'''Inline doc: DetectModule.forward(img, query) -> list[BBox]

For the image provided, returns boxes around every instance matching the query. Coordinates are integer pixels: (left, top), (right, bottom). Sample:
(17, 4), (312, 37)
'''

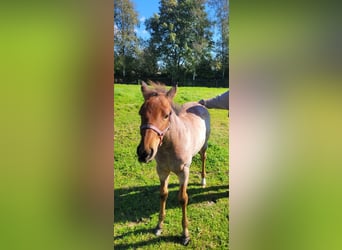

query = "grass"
(114, 83), (229, 249)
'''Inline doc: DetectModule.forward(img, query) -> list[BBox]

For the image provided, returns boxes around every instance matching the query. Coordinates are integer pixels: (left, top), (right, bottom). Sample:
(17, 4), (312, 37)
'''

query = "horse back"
(180, 102), (210, 151)
(181, 102), (209, 119)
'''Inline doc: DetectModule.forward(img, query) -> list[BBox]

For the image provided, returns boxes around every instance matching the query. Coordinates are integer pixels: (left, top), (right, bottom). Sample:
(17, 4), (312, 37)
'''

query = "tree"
(135, 39), (159, 78)
(208, 0), (229, 79)
(184, 1), (213, 81)
(145, 0), (213, 83)
(114, 0), (139, 78)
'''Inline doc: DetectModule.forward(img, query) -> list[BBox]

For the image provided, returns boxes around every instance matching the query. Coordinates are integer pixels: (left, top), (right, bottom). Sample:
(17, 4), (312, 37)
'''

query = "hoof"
(154, 227), (162, 236)
(182, 236), (190, 246)
(201, 178), (206, 187)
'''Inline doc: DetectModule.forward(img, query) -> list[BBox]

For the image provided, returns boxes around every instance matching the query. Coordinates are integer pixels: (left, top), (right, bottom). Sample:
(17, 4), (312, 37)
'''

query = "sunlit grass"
(114, 83), (229, 249)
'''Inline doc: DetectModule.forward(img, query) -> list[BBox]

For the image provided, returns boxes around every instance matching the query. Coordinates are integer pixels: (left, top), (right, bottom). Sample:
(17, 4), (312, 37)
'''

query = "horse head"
(137, 81), (177, 163)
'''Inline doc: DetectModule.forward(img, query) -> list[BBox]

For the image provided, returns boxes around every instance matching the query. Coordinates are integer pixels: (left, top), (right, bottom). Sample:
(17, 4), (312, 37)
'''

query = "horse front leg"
(155, 174), (169, 236)
(178, 168), (190, 245)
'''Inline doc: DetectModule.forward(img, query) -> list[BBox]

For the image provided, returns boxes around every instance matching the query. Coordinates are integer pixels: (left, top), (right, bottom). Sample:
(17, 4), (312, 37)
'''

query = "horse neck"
(164, 107), (186, 142)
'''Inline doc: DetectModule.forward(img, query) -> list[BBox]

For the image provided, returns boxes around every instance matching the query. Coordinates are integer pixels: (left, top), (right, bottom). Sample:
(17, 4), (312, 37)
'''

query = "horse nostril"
(138, 149), (148, 162)
(143, 151), (148, 158)
(137, 145), (155, 163)
(137, 144), (145, 156)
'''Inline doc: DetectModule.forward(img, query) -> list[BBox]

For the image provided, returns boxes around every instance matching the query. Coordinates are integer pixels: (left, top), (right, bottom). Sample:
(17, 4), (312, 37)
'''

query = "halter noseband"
(140, 123), (170, 146)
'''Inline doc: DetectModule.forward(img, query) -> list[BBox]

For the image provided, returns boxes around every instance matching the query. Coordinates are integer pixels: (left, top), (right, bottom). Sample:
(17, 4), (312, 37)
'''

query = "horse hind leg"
(155, 174), (169, 236)
(200, 146), (207, 187)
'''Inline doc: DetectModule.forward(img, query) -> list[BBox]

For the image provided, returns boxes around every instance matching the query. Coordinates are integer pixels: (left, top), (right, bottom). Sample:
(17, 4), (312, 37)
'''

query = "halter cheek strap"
(140, 123), (170, 146)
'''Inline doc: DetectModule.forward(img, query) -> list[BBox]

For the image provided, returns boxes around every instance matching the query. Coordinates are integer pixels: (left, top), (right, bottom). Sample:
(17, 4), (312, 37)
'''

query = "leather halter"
(140, 123), (170, 146)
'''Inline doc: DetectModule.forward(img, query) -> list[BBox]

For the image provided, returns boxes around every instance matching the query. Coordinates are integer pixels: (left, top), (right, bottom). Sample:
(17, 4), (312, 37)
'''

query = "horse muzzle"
(137, 144), (154, 163)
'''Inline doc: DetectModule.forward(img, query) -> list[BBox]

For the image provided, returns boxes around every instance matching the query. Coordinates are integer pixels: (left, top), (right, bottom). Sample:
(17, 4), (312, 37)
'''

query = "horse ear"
(167, 84), (177, 99)
(141, 81), (150, 100)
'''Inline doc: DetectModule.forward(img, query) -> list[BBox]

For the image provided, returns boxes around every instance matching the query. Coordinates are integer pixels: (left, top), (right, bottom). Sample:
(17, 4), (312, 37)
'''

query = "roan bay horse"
(137, 81), (210, 245)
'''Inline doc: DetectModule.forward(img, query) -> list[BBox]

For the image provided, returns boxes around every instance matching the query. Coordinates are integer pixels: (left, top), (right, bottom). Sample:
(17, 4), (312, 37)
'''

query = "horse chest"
(156, 145), (191, 172)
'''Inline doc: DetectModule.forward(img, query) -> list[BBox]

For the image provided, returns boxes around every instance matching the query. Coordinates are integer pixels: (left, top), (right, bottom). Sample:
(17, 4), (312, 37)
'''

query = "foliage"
(145, 0), (213, 82)
(135, 39), (159, 78)
(113, 0), (230, 84)
(208, 0), (229, 79)
(114, 84), (229, 249)
(114, 0), (139, 78)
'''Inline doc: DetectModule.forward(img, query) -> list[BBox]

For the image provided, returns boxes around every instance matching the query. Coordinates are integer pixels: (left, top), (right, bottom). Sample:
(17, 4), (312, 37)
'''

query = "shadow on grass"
(114, 184), (229, 249)
(114, 183), (228, 248)
(114, 234), (180, 249)
(114, 183), (229, 223)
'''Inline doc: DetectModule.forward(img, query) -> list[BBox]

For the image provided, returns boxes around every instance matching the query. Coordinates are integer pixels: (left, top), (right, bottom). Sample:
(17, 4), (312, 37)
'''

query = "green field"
(114, 84), (229, 249)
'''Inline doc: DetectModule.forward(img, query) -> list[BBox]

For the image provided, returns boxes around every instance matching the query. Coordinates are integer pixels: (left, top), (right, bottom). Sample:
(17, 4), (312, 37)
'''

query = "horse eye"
(164, 112), (171, 120)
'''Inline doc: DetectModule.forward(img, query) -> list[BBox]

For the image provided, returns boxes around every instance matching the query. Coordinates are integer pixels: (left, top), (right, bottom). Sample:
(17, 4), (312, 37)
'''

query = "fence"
(114, 77), (229, 88)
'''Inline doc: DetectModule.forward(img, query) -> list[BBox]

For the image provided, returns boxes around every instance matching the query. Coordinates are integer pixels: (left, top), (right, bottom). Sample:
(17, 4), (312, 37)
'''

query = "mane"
(147, 81), (168, 95)
(171, 103), (182, 116)
(145, 81), (182, 116)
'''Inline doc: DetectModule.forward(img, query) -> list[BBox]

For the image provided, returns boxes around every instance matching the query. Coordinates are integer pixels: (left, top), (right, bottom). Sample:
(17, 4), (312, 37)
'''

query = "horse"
(136, 81), (210, 245)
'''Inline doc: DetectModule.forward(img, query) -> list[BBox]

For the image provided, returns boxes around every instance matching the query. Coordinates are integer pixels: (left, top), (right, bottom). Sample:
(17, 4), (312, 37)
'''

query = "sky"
(131, 0), (219, 41)
(132, 0), (160, 40)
